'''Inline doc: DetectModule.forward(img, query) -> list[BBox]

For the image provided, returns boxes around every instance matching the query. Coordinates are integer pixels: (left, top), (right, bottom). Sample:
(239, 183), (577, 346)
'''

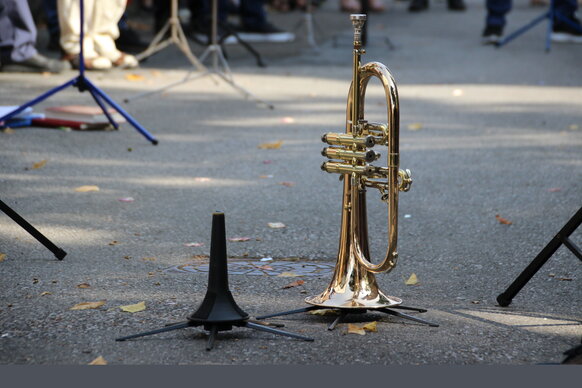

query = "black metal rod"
(115, 321), (191, 341)
(327, 311), (345, 331)
(255, 306), (318, 320)
(379, 308), (439, 327)
(497, 206), (582, 307)
(561, 236), (582, 261)
(390, 305), (428, 313)
(206, 325), (218, 350)
(243, 321), (314, 341)
(0, 199), (66, 260)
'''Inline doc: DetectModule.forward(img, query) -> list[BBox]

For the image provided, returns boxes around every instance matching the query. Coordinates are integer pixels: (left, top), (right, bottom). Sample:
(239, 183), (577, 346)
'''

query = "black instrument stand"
(257, 304), (438, 330)
(497, 206), (582, 307)
(116, 212), (313, 350)
(125, 0), (272, 108)
(0, 199), (66, 260)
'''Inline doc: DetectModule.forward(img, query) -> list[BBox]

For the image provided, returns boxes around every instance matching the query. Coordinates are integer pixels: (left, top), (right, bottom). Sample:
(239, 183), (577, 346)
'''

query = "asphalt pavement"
(0, 0), (581, 368)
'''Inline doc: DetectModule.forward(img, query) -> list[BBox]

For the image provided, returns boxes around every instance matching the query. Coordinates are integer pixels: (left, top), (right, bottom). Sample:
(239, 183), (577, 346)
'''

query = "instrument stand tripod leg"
(206, 325), (219, 350)
(378, 308), (439, 327)
(218, 23), (267, 68)
(116, 321), (193, 342)
(242, 321), (314, 342)
(292, 0), (321, 51)
(256, 306), (319, 320)
(497, 206), (582, 307)
(327, 311), (347, 331)
(0, 199), (67, 260)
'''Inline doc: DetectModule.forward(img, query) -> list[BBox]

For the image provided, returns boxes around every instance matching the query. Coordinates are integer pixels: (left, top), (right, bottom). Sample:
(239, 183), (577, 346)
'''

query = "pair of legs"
(483, 0), (582, 43)
(57, 0), (137, 69)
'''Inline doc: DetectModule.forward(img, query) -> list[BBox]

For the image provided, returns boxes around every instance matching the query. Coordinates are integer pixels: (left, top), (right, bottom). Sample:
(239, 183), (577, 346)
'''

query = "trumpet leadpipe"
(322, 132), (375, 148)
(322, 147), (380, 163)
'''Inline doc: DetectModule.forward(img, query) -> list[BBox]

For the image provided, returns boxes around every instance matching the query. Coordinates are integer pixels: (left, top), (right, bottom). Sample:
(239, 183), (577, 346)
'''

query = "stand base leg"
(257, 305), (439, 330)
(242, 321), (313, 342)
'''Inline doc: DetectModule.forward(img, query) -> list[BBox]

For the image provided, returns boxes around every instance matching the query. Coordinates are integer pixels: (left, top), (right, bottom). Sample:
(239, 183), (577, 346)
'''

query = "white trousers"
(58, 0), (127, 61)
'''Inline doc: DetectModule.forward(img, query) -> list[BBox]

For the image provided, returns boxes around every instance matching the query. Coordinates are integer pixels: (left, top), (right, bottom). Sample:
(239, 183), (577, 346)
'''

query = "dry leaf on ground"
(279, 182), (295, 187)
(258, 140), (283, 149)
(142, 257), (156, 261)
(88, 356), (108, 365)
(495, 214), (512, 225)
(74, 185), (99, 192)
(347, 323), (366, 335)
(77, 283), (91, 289)
(268, 222), (286, 229)
(117, 197), (134, 202)
(70, 301), (106, 310)
(0, 253), (6, 262)
(405, 273), (419, 285)
(361, 321), (378, 332)
(125, 73), (145, 82)
(277, 272), (300, 277)
(3, 128), (15, 134)
(407, 123), (423, 131)
(309, 309), (339, 316)
(119, 301), (146, 313)
(281, 279), (305, 289)
(32, 160), (47, 169)
(40, 291), (52, 296)
(228, 237), (251, 242)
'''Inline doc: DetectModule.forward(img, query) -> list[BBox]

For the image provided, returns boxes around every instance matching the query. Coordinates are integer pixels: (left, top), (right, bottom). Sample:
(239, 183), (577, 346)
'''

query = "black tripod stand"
(497, 206), (582, 307)
(116, 212), (313, 350)
(257, 304), (438, 331)
(0, 199), (66, 260)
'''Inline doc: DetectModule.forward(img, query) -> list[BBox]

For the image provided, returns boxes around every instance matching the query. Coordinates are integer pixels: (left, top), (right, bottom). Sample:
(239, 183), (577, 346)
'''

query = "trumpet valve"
(398, 169), (413, 192)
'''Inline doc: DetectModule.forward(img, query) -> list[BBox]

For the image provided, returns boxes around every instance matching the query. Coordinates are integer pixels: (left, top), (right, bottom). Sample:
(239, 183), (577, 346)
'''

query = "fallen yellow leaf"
(70, 301), (106, 310)
(257, 140), (283, 149)
(309, 309), (339, 316)
(125, 73), (145, 82)
(32, 160), (47, 169)
(74, 185), (100, 192)
(568, 124), (579, 130)
(3, 128), (15, 134)
(405, 273), (419, 285)
(347, 323), (366, 335)
(119, 301), (146, 313)
(40, 291), (52, 296)
(277, 272), (300, 277)
(362, 321), (378, 332)
(281, 279), (305, 289)
(407, 123), (423, 131)
(0, 253), (6, 262)
(77, 283), (91, 289)
(142, 257), (156, 261)
(88, 356), (108, 365)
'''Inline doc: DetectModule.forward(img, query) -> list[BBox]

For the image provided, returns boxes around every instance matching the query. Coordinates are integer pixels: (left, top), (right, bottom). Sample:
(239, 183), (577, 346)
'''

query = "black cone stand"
(116, 212), (313, 350)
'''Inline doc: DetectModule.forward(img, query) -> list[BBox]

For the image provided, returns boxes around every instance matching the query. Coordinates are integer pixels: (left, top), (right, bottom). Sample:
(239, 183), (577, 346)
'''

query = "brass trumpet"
(306, 13), (412, 309)
(258, 15), (437, 329)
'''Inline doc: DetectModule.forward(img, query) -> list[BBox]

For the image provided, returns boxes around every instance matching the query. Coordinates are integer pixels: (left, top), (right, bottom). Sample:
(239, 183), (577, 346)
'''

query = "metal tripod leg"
(390, 305), (428, 313)
(0, 199), (67, 260)
(116, 321), (192, 341)
(206, 325), (218, 350)
(327, 311), (347, 331)
(256, 306), (319, 320)
(379, 308), (439, 327)
(243, 321), (314, 341)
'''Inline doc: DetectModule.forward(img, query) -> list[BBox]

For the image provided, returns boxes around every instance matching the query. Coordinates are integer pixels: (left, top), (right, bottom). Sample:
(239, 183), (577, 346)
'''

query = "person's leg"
(0, 0), (67, 72)
(551, 0), (582, 42)
(0, 0), (38, 62)
(485, 0), (512, 28)
(92, 0), (138, 67)
(482, 0), (512, 44)
(554, 0), (577, 19)
(239, 0), (267, 30)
